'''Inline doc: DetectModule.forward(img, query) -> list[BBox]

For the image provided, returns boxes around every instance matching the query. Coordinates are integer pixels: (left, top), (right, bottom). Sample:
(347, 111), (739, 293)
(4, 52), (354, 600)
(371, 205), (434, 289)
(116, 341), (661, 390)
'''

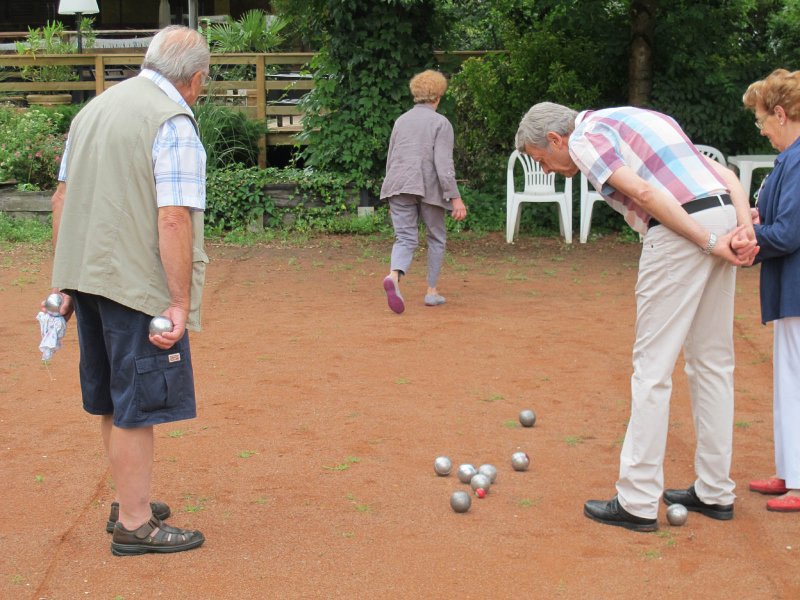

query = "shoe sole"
(111, 536), (205, 556)
(750, 486), (788, 495)
(583, 507), (658, 532)
(663, 498), (733, 521)
(766, 505), (800, 512)
(383, 278), (405, 314)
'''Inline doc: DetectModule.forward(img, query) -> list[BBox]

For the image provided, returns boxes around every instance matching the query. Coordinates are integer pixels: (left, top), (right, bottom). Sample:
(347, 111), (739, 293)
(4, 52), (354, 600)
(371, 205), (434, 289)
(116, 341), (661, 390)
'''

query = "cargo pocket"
(134, 351), (193, 414)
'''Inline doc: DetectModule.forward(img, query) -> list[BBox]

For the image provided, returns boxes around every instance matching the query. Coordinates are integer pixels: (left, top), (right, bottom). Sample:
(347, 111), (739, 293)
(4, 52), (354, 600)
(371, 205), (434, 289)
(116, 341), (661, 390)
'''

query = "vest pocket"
(190, 247), (209, 317)
(134, 352), (193, 414)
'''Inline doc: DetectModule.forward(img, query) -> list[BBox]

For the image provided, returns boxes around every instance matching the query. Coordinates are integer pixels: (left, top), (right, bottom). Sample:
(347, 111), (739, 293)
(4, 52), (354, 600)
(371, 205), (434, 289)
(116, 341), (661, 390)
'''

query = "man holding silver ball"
(46, 26), (209, 555)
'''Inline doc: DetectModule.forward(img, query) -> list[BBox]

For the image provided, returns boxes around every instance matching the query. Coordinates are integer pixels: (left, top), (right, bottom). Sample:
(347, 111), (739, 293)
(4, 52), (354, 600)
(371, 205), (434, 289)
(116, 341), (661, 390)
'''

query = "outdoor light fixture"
(57, 0), (99, 53)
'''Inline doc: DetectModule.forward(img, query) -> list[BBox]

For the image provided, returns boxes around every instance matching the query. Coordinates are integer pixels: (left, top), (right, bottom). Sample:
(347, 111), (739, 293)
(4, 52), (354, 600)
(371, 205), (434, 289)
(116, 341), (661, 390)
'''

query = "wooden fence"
(0, 51), (487, 164)
(0, 52), (315, 150)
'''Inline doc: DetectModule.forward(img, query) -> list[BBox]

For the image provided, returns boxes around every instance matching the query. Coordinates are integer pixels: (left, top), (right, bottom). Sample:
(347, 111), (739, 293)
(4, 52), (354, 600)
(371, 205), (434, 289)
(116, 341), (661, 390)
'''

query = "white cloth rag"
(36, 311), (66, 361)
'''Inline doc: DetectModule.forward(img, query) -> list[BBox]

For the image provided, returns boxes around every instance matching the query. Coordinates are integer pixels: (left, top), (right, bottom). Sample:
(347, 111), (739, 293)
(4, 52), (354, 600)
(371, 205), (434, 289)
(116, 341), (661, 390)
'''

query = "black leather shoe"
(663, 485), (733, 520)
(584, 496), (658, 532)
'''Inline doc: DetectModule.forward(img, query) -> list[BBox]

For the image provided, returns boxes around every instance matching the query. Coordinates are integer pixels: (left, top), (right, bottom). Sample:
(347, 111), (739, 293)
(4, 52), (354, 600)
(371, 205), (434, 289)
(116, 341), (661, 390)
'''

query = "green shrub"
(205, 164), (358, 233)
(298, 0), (438, 189)
(205, 165), (277, 231)
(194, 101), (266, 169)
(0, 107), (66, 189)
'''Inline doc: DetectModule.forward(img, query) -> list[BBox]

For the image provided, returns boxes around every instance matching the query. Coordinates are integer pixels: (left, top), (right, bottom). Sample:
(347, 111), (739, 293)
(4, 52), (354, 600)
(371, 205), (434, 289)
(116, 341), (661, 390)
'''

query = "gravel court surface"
(1, 233), (797, 600)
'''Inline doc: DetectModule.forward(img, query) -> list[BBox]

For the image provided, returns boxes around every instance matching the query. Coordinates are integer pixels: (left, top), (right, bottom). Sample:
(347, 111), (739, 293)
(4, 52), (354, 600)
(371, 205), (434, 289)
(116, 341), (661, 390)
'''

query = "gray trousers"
(389, 194), (447, 287)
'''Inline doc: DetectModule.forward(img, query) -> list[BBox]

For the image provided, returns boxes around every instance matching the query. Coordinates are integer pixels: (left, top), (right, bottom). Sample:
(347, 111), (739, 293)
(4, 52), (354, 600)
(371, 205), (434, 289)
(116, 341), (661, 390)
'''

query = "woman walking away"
(380, 69), (467, 314)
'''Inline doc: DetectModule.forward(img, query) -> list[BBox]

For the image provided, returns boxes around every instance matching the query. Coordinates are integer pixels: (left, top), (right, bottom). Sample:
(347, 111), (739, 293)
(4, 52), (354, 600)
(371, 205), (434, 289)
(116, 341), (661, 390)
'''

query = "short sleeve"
(152, 114), (206, 210)
(569, 121), (627, 190)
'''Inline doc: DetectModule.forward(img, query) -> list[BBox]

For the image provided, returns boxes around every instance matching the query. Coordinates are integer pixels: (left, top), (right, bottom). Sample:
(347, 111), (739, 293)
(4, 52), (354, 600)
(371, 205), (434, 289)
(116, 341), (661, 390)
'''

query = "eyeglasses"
(755, 108), (778, 130)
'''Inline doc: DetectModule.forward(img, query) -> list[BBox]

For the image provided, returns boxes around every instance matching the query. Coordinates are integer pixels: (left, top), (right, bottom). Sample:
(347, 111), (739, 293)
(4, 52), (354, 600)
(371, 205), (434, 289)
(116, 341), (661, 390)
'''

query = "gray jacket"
(379, 103), (460, 208)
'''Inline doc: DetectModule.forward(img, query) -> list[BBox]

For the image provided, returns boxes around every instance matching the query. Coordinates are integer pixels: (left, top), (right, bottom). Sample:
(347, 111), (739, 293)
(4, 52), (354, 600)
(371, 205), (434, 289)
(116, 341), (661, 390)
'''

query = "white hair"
(142, 25), (210, 86)
(515, 102), (578, 152)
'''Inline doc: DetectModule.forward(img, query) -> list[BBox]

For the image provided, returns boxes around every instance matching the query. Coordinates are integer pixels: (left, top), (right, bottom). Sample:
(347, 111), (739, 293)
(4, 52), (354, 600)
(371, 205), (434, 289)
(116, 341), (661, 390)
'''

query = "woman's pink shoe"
(767, 494), (800, 512)
(383, 276), (405, 314)
(749, 477), (788, 495)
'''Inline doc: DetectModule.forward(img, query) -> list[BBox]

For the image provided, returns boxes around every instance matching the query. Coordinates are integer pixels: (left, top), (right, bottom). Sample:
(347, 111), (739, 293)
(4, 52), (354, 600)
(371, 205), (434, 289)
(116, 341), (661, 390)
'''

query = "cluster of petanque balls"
(437, 409), (536, 513)
(435, 407), (690, 525)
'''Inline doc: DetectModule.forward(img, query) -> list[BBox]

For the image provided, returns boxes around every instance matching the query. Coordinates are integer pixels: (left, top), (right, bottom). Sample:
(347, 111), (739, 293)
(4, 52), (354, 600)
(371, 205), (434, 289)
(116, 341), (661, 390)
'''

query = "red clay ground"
(1, 232), (798, 599)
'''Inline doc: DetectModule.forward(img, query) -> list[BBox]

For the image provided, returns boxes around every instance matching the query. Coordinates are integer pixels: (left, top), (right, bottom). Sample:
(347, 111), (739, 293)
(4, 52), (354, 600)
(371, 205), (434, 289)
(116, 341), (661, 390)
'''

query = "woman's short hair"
(409, 70), (448, 104)
(515, 102), (578, 152)
(743, 68), (800, 121)
(142, 25), (210, 86)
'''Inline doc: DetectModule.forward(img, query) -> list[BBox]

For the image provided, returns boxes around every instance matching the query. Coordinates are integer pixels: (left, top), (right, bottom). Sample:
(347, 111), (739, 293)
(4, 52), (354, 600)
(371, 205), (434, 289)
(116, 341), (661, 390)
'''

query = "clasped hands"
(717, 221), (759, 267)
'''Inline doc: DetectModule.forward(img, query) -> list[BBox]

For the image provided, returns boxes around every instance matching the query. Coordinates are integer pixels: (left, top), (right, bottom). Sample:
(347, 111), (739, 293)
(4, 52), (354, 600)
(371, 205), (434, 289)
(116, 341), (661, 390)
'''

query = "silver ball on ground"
(519, 409), (536, 427)
(456, 464), (477, 484)
(44, 292), (63, 315)
(478, 464), (497, 483)
(511, 451), (530, 471)
(450, 490), (472, 513)
(666, 503), (688, 526)
(470, 473), (491, 494)
(149, 315), (174, 335)
(434, 456), (452, 476)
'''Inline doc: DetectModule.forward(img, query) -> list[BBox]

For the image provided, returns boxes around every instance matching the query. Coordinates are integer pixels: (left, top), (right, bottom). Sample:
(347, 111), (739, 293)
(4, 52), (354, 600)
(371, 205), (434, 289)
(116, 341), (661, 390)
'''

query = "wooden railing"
(0, 50), (489, 162)
(0, 52), (315, 150)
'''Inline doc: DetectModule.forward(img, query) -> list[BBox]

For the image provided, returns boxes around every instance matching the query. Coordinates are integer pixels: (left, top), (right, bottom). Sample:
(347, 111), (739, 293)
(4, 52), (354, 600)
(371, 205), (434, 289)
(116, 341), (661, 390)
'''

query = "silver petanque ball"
(456, 464), (477, 484)
(44, 292), (63, 315)
(519, 408), (536, 427)
(666, 503), (689, 526)
(519, 409), (537, 427)
(450, 490), (472, 513)
(149, 315), (174, 336)
(478, 464), (498, 483)
(511, 451), (530, 471)
(470, 473), (491, 494)
(434, 456), (452, 476)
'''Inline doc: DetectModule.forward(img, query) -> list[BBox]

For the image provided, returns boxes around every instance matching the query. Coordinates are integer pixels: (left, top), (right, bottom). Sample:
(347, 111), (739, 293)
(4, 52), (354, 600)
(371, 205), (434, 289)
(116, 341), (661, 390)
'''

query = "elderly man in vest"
(48, 26), (209, 555)
(515, 102), (759, 532)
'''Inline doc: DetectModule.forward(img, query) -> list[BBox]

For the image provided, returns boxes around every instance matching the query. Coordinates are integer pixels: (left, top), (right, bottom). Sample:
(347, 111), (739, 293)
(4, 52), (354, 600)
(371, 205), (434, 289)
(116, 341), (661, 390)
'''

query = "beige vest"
(52, 76), (207, 331)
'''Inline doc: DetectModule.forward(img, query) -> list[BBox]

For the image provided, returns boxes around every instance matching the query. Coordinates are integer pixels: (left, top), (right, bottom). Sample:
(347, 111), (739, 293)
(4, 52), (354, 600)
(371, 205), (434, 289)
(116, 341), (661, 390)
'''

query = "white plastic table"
(727, 154), (777, 201)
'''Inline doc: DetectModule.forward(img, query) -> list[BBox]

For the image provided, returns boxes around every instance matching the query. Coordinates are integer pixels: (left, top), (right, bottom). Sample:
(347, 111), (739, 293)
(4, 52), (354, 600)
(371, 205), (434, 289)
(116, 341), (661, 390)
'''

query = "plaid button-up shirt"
(569, 107), (726, 234)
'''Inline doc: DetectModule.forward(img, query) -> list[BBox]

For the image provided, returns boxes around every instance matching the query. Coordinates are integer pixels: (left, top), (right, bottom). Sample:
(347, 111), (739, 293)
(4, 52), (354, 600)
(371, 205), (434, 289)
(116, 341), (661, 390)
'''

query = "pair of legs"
(71, 291), (202, 553)
(387, 194), (447, 299)
(616, 207), (738, 520)
(750, 317), (800, 510)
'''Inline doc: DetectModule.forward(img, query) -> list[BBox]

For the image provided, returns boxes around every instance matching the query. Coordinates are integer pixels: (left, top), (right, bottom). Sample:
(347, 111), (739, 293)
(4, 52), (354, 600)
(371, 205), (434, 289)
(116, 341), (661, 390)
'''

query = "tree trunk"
(628, 0), (657, 106)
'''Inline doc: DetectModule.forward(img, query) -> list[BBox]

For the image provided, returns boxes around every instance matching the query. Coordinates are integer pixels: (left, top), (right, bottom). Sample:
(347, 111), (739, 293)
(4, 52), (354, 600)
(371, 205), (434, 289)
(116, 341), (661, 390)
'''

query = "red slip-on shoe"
(749, 477), (788, 495)
(767, 494), (800, 512)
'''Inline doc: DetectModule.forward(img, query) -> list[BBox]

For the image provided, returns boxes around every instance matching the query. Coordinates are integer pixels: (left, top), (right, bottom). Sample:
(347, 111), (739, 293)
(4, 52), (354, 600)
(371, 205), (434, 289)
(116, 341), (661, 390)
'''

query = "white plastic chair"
(506, 150), (572, 244)
(579, 173), (604, 243)
(695, 144), (727, 167)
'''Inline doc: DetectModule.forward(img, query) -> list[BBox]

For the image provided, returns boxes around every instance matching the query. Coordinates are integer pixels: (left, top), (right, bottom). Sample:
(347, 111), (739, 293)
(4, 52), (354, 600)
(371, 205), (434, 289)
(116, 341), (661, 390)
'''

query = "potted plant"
(15, 19), (95, 107)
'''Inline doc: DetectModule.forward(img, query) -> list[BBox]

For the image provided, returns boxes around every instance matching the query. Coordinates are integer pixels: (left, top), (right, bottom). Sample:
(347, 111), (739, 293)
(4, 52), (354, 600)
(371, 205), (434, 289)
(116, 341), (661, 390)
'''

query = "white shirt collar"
(138, 68), (192, 113)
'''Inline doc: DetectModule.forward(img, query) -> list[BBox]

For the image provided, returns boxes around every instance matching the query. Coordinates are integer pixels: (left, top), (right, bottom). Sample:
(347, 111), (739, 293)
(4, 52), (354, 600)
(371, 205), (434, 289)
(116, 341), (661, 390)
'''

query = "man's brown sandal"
(111, 516), (205, 556)
(106, 501), (171, 533)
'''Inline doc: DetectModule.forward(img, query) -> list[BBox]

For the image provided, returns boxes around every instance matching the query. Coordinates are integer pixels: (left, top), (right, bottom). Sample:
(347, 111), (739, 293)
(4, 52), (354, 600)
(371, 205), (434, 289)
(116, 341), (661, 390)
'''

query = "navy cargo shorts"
(67, 291), (197, 428)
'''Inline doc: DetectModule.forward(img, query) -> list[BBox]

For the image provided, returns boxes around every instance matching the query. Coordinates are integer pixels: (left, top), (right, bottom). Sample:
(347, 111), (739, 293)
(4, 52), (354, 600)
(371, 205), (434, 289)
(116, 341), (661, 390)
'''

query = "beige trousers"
(617, 205), (738, 518)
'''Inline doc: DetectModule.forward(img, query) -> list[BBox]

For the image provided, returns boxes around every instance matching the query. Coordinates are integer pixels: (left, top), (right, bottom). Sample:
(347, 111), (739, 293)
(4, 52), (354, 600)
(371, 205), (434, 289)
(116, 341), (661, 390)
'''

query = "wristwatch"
(702, 232), (718, 254)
